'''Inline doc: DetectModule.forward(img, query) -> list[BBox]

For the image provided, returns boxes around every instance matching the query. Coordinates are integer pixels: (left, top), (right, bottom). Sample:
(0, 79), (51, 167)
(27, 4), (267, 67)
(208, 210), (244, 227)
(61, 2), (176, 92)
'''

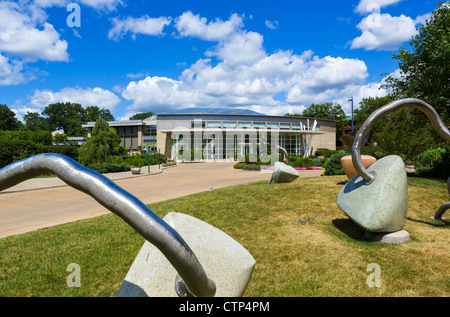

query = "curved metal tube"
(276, 145), (290, 164)
(0, 153), (216, 297)
(434, 177), (450, 220)
(352, 98), (450, 185)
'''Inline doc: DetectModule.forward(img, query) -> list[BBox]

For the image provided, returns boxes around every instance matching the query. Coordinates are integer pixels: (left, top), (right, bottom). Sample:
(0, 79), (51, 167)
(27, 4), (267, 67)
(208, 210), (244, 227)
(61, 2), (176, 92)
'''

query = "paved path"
(0, 162), (322, 238)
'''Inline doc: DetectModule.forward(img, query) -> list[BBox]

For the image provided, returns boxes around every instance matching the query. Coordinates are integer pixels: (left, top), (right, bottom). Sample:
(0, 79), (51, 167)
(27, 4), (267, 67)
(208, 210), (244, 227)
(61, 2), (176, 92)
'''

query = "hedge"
(0, 139), (78, 169)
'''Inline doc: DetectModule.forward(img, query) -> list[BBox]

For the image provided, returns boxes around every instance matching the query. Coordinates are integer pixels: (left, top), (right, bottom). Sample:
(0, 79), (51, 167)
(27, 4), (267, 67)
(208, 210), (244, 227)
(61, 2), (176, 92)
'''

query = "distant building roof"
(160, 107), (266, 116)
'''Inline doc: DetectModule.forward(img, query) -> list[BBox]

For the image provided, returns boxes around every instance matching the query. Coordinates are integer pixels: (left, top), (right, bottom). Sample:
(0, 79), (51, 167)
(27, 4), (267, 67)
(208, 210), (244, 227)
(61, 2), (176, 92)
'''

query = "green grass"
(0, 175), (448, 297)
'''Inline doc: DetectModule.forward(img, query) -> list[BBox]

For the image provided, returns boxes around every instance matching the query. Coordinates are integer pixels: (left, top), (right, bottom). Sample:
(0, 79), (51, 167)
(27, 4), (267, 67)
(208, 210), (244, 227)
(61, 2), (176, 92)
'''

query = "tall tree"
(383, 1), (449, 124)
(85, 106), (115, 122)
(42, 102), (86, 136)
(23, 112), (50, 131)
(0, 104), (21, 131)
(78, 118), (123, 164)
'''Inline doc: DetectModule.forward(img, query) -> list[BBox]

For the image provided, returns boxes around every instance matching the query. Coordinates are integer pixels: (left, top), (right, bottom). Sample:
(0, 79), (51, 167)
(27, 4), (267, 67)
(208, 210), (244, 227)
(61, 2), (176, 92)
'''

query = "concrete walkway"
(0, 162), (322, 239)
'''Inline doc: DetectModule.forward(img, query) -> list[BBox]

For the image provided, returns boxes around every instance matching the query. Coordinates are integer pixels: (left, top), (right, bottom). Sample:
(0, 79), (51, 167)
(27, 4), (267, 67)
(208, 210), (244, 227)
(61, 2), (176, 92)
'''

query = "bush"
(0, 130), (53, 145)
(323, 150), (350, 175)
(242, 164), (261, 171)
(0, 139), (78, 169)
(414, 146), (449, 179)
(85, 163), (131, 174)
(121, 153), (167, 167)
(314, 148), (337, 158)
(290, 157), (317, 168)
(233, 162), (246, 169)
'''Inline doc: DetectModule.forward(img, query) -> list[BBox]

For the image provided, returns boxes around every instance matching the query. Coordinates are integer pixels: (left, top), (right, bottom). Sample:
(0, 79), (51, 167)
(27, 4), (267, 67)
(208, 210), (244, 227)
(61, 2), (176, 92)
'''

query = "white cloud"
(78, 0), (123, 12)
(351, 13), (418, 50)
(354, 0), (402, 14)
(119, 11), (394, 116)
(0, 1), (68, 61)
(28, 87), (121, 111)
(265, 20), (279, 30)
(0, 54), (26, 85)
(33, 0), (123, 11)
(108, 15), (172, 41)
(174, 11), (244, 41)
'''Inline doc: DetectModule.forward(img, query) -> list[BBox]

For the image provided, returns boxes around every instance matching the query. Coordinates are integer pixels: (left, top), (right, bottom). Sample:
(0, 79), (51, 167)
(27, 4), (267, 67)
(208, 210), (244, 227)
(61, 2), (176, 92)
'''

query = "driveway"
(0, 162), (273, 238)
(0, 162), (323, 238)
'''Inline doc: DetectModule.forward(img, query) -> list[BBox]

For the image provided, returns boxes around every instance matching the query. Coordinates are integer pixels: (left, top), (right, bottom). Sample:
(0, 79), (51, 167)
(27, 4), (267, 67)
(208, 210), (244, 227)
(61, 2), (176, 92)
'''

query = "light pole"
(104, 109), (107, 164)
(348, 96), (354, 132)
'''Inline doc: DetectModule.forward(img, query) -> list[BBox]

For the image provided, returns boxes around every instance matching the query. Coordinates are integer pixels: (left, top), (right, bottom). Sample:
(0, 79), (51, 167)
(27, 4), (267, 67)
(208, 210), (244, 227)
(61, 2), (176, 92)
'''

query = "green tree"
(354, 95), (396, 128)
(78, 118), (123, 164)
(0, 104), (21, 131)
(23, 112), (51, 131)
(42, 102), (86, 136)
(129, 112), (155, 120)
(85, 106), (115, 122)
(383, 1), (450, 124)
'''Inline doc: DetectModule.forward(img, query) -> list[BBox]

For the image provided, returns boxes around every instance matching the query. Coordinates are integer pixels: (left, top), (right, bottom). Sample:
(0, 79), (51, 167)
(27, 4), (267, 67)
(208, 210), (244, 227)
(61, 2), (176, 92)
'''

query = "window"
(207, 121), (221, 128)
(267, 123), (279, 129)
(223, 121), (237, 128)
(238, 122), (252, 128)
(253, 122), (265, 129)
(280, 123), (291, 129)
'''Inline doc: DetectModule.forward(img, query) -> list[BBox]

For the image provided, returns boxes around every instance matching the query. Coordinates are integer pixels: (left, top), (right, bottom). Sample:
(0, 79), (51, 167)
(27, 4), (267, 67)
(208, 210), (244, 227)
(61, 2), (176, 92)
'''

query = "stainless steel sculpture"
(0, 153), (216, 297)
(352, 98), (450, 185)
(276, 145), (290, 164)
(433, 176), (450, 220)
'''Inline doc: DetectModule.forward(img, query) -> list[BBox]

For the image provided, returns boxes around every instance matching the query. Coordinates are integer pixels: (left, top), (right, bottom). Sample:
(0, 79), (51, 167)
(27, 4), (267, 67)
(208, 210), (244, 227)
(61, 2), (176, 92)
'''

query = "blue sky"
(0, 0), (440, 121)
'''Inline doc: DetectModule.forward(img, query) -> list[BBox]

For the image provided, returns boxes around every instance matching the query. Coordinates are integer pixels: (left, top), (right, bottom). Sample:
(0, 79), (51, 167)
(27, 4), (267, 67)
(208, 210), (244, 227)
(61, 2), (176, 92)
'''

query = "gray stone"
(117, 212), (256, 297)
(272, 162), (299, 183)
(365, 230), (410, 244)
(336, 155), (407, 233)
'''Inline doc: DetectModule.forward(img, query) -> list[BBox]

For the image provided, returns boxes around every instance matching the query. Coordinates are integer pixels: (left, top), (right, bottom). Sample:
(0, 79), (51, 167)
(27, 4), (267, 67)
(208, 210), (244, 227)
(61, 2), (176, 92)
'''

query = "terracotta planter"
(341, 155), (376, 180)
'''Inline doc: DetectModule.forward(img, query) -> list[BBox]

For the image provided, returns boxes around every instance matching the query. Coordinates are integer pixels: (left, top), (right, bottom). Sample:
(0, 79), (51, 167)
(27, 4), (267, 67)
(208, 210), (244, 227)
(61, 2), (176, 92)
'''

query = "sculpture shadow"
(332, 218), (373, 242)
(406, 217), (449, 227)
(116, 280), (149, 297)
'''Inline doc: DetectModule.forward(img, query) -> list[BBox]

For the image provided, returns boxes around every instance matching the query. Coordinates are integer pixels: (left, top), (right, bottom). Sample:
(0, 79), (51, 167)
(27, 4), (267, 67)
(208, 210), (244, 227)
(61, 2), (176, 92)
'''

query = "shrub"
(290, 157), (317, 168)
(314, 148), (337, 158)
(0, 130), (53, 145)
(242, 164), (261, 171)
(323, 150), (350, 175)
(85, 163), (131, 174)
(233, 162), (246, 169)
(0, 139), (78, 169)
(414, 146), (449, 179)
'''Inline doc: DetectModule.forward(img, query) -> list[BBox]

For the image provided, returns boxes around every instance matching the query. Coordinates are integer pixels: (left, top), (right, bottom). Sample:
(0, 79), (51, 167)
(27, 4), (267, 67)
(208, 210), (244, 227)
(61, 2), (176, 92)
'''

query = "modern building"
(82, 108), (336, 160)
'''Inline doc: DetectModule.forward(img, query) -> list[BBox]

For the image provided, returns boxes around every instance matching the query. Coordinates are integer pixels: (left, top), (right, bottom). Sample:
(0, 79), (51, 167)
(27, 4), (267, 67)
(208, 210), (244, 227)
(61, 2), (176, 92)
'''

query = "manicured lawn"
(0, 175), (448, 297)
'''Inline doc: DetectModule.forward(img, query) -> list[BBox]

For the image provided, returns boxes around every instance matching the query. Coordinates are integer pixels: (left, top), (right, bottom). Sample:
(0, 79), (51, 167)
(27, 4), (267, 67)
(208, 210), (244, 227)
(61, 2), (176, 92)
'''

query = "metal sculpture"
(276, 145), (290, 164)
(351, 98), (449, 185)
(0, 153), (218, 297)
(433, 176), (449, 220)
(337, 98), (450, 236)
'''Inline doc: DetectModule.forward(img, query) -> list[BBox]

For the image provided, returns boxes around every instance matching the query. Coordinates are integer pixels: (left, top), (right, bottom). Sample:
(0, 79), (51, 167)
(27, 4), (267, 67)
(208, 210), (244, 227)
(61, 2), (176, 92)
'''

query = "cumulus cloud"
(117, 11), (392, 116)
(0, 1), (68, 61)
(0, 54), (26, 85)
(174, 11), (244, 41)
(351, 13), (419, 50)
(28, 87), (121, 111)
(108, 15), (172, 41)
(354, 0), (402, 14)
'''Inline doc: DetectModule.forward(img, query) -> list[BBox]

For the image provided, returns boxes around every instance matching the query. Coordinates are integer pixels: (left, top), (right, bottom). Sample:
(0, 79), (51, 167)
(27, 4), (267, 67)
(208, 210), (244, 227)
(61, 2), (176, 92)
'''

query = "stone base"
(365, 230), (410, 244)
